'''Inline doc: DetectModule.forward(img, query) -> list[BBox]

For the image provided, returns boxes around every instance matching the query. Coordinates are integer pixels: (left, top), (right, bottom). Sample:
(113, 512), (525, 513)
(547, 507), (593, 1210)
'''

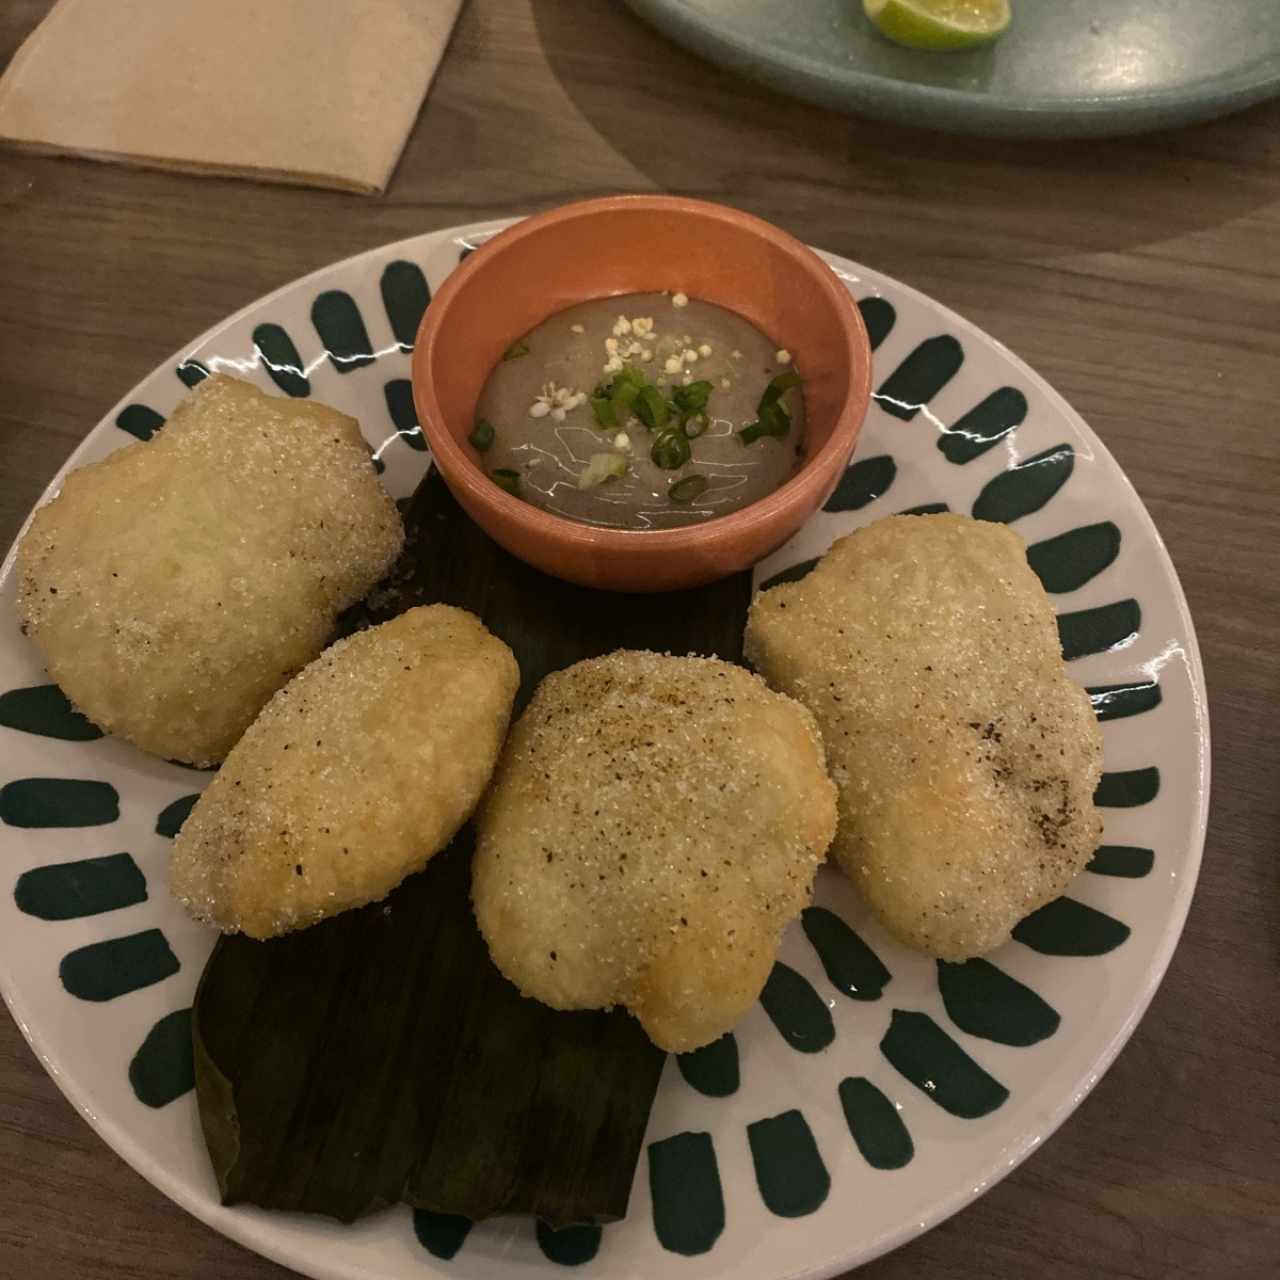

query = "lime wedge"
(863, 0), (1011, 51)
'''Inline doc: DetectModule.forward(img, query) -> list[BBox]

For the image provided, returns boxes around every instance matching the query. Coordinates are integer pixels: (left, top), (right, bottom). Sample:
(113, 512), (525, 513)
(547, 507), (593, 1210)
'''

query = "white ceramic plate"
(0, 220), (1209, 1279)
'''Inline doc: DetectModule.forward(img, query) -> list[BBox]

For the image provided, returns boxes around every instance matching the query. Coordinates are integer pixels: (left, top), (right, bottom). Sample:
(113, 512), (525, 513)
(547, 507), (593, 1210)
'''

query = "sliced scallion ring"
(491, 467), (522, 496)
(669, 474), (709, 503)
(468, 419), (495, 451)
(578, 452), (627, 489)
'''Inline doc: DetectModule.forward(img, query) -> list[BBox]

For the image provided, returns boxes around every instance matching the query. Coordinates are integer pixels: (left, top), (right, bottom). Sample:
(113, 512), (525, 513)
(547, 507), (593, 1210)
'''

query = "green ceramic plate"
(625, 0), (1280, 136)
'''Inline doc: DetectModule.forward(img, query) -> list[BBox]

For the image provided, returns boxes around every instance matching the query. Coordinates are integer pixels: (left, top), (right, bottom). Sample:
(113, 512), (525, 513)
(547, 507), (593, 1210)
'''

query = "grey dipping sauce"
(473, 292), (804, 530)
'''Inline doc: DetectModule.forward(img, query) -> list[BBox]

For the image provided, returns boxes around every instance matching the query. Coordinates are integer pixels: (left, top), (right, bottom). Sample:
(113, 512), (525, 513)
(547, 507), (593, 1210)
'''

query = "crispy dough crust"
(17, 375), (403, 765)
(170, 605), (518, 938)
(746, 514), (1103, 960)
(472, 650), (837, 1053)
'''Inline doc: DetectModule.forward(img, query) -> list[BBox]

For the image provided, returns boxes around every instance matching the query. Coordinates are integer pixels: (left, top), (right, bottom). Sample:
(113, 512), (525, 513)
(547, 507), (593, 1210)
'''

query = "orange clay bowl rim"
(411, 195), (872, 554)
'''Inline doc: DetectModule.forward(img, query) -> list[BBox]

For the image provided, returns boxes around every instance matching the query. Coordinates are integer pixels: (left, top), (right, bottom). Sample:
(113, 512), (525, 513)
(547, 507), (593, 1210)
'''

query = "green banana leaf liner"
(192, 467), (753, 1228)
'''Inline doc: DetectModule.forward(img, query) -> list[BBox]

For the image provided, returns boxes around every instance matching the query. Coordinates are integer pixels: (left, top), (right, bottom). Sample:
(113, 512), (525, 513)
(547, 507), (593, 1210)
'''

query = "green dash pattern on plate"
(759, 556), (819, 591)
(874, 335), (963, 421)
(676, 1033), (739, 1097)
(938, 386), (1027, 464)
(801, 906), (890, 1001)
(156, 793), (200, 838)
(0, 684), (103, 740)
(175, 358), (210, 389)
(648, 1131), (725, 1256)
(252, 323), (310, 397)
(1058, 598), (1141, 661)
(383, 379), (426, 448)
(59, 929), (179, 1002)
(1089, 681), (1162, 722)
(0, 778), (119, 827)
(1087, 845), (1155, 878)
(1027, 521), (1121, 593)
(1095, 767), (1160, 807)
(129, 1009), (195, 1108)
(972, 443), (1074, 523)
(823, 454), (896, 512)
(379, 260), (431, 353)
(1013, 898), (1131, 955)
(936, 959), (1060, 1047)
(856, 296), (896, 350)
(838, 1077), (914, 1170)
(536, 1221), (602, 1266)
(413, 1210), (472, 1261)
(747, 1110), (830, 1217)
(15, 853), (146, 920)
(115, 403), (165, 442)
(879, 1009), (1009, 1118)
(312, 290), (376, 374)
(759, 962), (835, 1053)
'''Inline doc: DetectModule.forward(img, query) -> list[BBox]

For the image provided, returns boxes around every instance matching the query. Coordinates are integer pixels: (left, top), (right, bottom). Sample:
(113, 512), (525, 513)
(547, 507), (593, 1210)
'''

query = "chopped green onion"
(592, 367), (648, 429)
(672, 381), (713, 414)
(501, 340), (530, 361)
(611, 379), (640, 423)
(491, 467), (521, 496)
(578, 452), (627, 489)
(683, 412), (709, 439)
(739, 369), (802, 446)
(738, 402), (789, 445)
(651, 431), (691, 470)
(590, 395), (617, 429)
(635, 385), (670, 431)
(468, 419), (495, 452)
(669, 474), (708, 503)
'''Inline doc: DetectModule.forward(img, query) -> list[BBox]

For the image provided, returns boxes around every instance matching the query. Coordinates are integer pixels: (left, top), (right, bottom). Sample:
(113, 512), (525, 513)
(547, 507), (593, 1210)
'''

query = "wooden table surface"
(2, 2), (1278, 1277)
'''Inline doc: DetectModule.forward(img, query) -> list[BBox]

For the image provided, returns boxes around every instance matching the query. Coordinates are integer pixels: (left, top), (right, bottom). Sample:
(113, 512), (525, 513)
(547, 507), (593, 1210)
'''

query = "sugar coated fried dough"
(170, 605), (519, 938)
(472, 651), (837, 1053)
(17, 375), (403, 765)
(745, 514), (1103, 960)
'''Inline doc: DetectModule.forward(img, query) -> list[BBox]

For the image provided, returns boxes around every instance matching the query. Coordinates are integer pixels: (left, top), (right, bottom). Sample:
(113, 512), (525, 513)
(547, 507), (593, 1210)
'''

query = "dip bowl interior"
(411, 195), (872, 592)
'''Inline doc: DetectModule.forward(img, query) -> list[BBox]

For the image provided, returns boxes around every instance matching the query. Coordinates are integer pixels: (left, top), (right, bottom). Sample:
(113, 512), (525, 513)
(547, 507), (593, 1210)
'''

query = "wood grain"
(1, 2), (1278, 1277)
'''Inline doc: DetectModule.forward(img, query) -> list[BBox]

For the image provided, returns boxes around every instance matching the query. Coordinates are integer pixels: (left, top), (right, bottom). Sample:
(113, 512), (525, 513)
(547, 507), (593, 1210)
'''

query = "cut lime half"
(863, 0), (1012, 52)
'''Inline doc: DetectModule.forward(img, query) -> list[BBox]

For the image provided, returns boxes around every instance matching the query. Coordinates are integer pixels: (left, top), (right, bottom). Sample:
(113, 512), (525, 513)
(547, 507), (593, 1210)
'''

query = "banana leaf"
(192, 468), (753, 1226)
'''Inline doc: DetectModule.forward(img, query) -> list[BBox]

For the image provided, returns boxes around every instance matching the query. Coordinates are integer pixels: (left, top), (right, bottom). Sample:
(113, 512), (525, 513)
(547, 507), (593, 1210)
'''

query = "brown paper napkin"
(0, 0), (464, 194)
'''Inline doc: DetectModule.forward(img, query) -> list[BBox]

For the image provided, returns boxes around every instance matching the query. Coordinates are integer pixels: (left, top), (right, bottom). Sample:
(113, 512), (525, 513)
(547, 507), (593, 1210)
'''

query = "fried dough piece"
(170, 605), (518, 938)
(745, 514), (1103, 960)
(17, 375), (403, 765)
(472, 651), (837, 1053)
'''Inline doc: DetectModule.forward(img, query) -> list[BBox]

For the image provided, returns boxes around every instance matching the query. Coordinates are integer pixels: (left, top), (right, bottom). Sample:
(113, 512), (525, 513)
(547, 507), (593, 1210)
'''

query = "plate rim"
(0, 219), (1212, 1280)
(624, 0), (1280, 136)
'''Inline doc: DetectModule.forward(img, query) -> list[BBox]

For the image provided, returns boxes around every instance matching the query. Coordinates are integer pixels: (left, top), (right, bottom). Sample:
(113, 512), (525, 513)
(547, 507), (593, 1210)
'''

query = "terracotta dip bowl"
(411, 195), (872, 593)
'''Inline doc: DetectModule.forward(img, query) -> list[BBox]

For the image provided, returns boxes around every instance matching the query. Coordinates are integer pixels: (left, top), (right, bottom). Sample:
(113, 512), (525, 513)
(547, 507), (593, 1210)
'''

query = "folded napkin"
(0, 0), (464, 193)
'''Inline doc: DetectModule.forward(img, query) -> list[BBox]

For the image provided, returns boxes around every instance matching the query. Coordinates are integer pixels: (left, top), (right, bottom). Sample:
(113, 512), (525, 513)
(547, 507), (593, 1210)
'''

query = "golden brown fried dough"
(745, 514), (1103, 960)
(170, 605), (519, 938)
(472, 651), (836, 1053)
(17, 375), (402, 765)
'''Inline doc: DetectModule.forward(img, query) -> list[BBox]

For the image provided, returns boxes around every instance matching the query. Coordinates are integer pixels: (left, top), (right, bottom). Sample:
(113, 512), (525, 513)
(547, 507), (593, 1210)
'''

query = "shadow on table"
(529, 0), (1280, 260)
